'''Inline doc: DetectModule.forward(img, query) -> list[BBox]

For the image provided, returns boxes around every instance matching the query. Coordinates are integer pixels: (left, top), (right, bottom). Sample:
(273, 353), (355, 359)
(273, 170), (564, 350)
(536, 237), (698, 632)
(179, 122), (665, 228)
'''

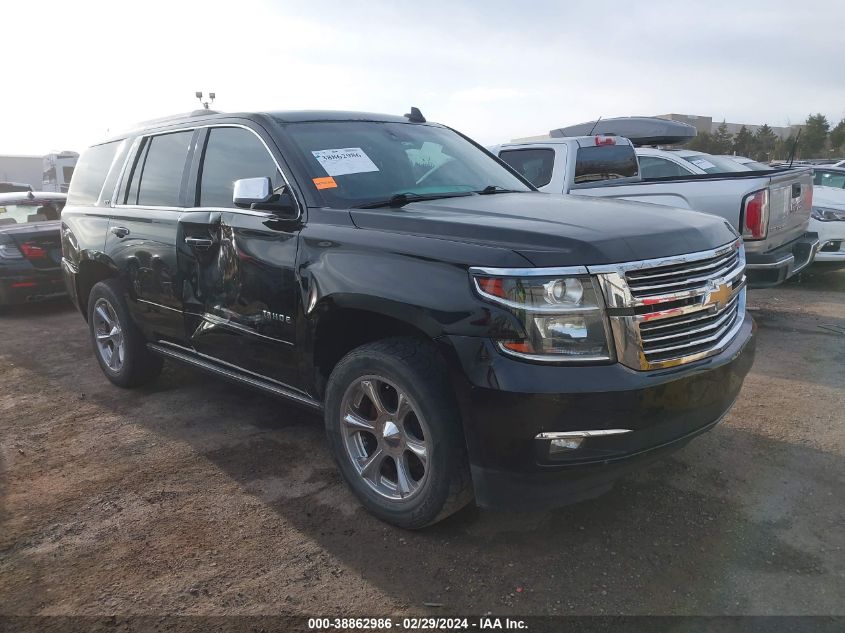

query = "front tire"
(325, 338), (472, 529)
(87, 279), (163, 387)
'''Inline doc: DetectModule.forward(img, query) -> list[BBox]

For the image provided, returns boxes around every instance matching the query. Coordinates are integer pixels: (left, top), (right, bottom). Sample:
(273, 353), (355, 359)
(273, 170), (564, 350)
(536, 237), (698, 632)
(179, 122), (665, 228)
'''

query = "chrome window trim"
(111, 123), (303, 220)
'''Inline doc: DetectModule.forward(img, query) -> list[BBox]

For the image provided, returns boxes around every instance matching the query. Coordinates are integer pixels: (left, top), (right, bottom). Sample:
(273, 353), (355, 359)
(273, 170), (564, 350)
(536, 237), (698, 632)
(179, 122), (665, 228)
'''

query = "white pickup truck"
(492, 134), (819, 287)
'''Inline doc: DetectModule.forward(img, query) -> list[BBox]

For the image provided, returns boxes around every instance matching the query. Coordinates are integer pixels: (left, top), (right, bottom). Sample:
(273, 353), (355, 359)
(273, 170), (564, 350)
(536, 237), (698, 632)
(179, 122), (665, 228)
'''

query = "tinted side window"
(814, 170), (845, 189)
(638, 155), (694, 178)
(498, 149), (555, 187)
(574, 145), (638, 184)
(67, 141), (120, 205)
(199, 127), (282, 208)
(126, 131), (193, 207)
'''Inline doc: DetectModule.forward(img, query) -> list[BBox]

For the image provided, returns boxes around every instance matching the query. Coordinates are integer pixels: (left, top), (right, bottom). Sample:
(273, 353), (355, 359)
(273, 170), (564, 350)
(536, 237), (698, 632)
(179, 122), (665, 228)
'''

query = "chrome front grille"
(638, 293), (741, 364)
(625, 247), (741, 299)
(593, 239), (747, 370)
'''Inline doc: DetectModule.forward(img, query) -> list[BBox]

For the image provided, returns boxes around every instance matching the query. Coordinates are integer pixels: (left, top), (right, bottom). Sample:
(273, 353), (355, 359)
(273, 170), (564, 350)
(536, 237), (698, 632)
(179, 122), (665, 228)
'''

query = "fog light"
(550, 437), (584, 453)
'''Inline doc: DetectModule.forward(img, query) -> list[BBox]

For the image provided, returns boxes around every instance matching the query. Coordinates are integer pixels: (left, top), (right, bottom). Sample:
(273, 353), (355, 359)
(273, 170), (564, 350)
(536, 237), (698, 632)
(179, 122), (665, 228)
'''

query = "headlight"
(811, 206), (845, 222)
(471, 270), (613, 362)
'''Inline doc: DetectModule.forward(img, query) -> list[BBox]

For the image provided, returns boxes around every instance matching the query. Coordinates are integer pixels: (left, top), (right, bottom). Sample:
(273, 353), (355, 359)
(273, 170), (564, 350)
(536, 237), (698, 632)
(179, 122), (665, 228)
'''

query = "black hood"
(349, 192), (737, 267)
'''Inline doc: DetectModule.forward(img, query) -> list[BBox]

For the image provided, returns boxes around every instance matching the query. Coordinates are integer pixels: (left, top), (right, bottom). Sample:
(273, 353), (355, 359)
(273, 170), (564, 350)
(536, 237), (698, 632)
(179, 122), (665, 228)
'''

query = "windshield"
(283, 121), (531, 208)
(0, 201), (64, 225)
(679, 153), (753, 174)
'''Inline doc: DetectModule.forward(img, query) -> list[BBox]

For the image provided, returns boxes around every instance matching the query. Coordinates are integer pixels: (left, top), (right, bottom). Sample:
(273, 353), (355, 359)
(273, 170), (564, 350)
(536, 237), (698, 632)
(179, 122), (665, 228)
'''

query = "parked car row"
(0, 191), (66, 307)
(492, 124), (818, 287)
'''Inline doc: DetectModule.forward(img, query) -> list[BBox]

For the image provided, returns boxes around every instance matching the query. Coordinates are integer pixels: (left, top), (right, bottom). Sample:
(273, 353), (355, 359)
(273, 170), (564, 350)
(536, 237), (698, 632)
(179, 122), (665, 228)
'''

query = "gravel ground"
(1, 267), (843, 618)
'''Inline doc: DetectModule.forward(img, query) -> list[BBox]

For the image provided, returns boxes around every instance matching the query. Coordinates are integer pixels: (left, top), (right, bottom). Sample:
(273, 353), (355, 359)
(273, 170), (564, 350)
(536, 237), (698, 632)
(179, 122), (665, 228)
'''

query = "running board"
(147, 342), (323, 411)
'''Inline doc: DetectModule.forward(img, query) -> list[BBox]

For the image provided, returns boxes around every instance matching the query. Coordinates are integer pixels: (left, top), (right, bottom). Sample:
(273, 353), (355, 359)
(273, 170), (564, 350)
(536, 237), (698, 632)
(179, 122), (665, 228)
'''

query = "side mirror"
(233, 177), (298, 218)
(233, 177), (272, 207)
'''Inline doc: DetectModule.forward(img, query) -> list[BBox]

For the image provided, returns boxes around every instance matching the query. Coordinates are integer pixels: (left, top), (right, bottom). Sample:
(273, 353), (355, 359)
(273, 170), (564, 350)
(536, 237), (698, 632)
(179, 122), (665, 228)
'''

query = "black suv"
(62, 109), (755, 528)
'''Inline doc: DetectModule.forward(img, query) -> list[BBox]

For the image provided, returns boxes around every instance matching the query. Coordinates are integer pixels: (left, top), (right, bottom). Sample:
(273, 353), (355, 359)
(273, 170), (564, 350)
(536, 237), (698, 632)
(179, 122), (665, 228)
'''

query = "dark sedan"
(0, 191), (66, 307)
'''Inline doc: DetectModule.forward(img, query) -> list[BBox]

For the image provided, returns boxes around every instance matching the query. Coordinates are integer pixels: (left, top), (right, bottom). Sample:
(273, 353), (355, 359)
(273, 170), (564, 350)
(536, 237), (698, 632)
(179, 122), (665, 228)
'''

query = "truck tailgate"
(762, 169), (813, 251)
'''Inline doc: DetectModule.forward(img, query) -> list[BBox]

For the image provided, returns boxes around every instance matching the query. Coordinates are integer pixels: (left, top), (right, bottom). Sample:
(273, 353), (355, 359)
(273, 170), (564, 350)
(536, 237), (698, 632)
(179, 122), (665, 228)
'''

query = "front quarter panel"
(297, 212), (531, 341)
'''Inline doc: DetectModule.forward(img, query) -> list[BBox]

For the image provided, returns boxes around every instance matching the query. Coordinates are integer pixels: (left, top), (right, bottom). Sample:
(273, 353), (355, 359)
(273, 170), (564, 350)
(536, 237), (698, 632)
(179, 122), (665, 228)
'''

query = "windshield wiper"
(476, 185), (520, 194)
(353, 191), (473, 209)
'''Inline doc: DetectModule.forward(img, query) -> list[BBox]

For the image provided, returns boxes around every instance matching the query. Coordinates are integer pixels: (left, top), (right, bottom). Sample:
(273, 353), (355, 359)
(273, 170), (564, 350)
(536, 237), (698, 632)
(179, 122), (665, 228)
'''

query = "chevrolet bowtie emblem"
(705, 279), (732, 311)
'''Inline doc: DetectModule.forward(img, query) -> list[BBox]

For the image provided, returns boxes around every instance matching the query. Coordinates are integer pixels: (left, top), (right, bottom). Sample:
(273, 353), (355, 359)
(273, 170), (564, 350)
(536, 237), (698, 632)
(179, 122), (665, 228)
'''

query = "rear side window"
(67, 141), (120, 205)
(814, 170), (845, 189)
(574, 144), (638, 184)
(124, 131), (193, 207)
(198, 127), (283, 208)
(498, 149), (555, 187)
(638, 155), (694, 178)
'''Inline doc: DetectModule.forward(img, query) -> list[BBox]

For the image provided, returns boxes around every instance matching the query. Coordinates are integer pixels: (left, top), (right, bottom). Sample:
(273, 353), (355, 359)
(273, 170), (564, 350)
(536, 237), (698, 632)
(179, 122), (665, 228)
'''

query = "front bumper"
(445, 311), (755, 510)
(0, 265), (66, 305)
(745, 232), (820, 287)
(810, 218), (845, 263)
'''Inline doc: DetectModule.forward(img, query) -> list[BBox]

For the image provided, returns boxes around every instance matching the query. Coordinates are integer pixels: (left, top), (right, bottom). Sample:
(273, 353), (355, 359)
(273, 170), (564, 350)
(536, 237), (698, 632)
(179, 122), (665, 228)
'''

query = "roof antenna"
(587, 116), (603, 135)
(787, 129), (801, 167)
(195, 91), (216, 110)
(404, 107), (426, 123)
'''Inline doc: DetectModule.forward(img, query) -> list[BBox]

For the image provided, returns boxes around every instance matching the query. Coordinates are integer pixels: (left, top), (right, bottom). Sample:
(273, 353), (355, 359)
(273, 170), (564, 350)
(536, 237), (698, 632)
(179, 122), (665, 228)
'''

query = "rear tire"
(87, 279), (163, 387)
(324, 338), (473, 529)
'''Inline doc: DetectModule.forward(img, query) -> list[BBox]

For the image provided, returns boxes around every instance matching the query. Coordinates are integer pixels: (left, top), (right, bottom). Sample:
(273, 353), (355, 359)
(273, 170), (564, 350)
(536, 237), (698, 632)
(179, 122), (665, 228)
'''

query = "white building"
(0, 151), (78, 192)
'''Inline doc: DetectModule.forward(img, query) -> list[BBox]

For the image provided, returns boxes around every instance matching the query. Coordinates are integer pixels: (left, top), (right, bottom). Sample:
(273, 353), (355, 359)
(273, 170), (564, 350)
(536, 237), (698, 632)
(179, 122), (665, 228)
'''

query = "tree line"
(684, 114), (845, 161)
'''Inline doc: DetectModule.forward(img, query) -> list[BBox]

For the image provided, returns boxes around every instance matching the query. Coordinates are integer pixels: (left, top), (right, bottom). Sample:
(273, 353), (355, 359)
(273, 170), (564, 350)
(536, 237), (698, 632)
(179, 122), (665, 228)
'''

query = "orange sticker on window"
(313, 176), (338, 190)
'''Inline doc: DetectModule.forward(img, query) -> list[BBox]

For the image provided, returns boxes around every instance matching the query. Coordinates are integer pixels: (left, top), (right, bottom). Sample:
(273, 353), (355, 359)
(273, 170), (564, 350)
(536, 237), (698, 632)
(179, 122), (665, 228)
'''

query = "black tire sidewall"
(325, 340), (467, 528)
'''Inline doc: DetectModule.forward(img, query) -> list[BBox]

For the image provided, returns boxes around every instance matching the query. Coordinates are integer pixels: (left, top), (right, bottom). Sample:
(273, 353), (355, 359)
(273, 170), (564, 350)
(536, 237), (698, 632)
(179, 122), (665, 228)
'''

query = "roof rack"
(134, 110), (222, 128)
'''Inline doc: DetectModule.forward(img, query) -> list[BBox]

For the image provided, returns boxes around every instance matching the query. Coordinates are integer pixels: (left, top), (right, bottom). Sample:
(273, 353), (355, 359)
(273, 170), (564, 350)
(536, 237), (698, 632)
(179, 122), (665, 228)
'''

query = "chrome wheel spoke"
(95, 305), (113, 328)
(406, 439), (427, 465)
(343, 411), (375, 433)
(395, 392), (412, 423)
(361, 379), (386, 415)
(395, 454), (414, 497)
(359, 448), (386, 483)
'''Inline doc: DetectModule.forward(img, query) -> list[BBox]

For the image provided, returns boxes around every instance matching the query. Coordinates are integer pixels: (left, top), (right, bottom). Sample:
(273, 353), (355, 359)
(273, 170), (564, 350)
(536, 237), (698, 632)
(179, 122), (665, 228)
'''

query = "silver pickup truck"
(493, 135), (819, 287)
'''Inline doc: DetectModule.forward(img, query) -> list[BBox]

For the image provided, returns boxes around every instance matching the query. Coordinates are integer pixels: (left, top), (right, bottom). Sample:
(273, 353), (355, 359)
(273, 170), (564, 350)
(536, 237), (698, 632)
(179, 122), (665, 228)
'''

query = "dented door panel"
(178, 210), (301, 388)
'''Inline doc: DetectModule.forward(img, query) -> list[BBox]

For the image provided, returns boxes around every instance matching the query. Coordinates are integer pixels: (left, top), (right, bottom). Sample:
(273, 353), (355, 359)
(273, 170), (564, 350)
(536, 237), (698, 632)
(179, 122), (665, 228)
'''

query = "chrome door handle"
(110, 226), (130, 238)
(184, 236), (214, 251)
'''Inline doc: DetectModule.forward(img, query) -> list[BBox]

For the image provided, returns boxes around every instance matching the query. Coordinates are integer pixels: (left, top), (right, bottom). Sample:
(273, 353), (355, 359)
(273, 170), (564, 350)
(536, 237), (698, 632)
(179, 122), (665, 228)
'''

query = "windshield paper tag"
(313, 176), (338, 190)
(691, 159), (716, 170)
(311, 147), (379, 177)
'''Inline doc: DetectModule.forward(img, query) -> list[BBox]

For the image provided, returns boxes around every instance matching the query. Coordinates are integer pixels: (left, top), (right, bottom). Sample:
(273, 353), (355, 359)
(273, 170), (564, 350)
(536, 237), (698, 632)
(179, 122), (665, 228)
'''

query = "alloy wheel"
(340, 375), (430, 501)
(93, 298), (125, 372)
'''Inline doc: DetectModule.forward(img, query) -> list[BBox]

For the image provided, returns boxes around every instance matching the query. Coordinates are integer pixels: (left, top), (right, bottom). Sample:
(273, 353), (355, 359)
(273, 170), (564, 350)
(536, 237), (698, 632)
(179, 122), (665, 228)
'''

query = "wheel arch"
(75, 257), (119, 320)
(308, 297), (453, 399)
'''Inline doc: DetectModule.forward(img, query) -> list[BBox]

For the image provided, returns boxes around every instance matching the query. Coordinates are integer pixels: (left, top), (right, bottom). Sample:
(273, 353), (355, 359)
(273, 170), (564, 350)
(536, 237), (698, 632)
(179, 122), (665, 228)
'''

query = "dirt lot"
(1, 268), (843, 619)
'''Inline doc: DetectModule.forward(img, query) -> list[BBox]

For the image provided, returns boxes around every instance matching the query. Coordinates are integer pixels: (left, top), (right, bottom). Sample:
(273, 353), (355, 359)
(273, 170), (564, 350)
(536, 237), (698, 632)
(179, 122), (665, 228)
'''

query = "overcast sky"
(4, 0), (844, 155)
